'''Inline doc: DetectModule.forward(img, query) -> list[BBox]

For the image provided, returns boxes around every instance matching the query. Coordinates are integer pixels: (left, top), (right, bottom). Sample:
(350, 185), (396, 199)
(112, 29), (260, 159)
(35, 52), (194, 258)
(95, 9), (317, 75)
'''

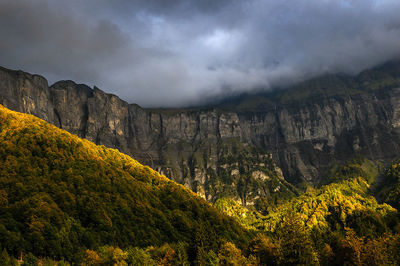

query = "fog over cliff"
(1, 0), (400, 107)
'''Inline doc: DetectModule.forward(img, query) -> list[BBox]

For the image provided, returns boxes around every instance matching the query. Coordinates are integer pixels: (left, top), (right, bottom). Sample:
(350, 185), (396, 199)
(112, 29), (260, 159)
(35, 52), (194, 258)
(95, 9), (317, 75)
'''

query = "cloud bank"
(1, 0), (400, 107)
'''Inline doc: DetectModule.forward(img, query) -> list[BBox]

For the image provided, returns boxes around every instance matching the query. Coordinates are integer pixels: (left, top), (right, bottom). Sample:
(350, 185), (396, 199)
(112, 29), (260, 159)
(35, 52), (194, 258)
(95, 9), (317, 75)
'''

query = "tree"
(218, 242), (250, 266)
(126, 247), (155, 266)
(172, 242), (190, 266)
(247, 233), (280, 265)
(97, 246), (128, 266)
(276, 212), (318, 265)
(337, 228), (363, 266)
(147, 244), (175, 266)
(204, 250), (219, 266)
(192, 223), (219, 265)
(21, 252), (39, 266)
(0, 249), (11, 266)
(82, 249), (102, 266)
(319, 244), (334, 266)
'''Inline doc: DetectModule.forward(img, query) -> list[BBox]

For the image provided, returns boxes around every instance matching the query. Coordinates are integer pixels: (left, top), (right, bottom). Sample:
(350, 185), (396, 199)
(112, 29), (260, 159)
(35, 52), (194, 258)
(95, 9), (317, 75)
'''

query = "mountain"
(0, 101), (400, 264)
(0, 104), (252, 264)
(1, 61), (400, 205)
(217, 158), (396, 234)
(214, 158), (400, 265)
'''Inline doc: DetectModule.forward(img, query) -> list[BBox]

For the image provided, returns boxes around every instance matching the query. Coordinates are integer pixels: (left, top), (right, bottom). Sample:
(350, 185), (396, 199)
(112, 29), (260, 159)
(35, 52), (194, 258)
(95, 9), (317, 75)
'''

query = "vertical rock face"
(1, 65), (400, 204)
(236, 90), (400, 184)
(0, 67), (56, 123)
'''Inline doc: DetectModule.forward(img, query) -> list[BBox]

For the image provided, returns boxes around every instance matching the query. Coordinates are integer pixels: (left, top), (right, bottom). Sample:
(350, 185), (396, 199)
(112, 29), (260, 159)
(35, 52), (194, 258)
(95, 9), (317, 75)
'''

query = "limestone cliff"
(1, 63), (400, 205)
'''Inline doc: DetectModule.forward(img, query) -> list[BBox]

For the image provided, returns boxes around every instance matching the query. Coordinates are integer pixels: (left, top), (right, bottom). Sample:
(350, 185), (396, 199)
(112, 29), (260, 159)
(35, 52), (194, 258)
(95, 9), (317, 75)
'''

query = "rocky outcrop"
(1, 65), (400, 204)
(237, 91), (400, 184)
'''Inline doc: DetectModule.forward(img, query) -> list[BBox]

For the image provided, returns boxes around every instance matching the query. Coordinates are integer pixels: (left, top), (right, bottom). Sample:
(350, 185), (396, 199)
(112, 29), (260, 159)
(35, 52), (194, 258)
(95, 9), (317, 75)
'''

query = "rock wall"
(1, 66), (400, 203)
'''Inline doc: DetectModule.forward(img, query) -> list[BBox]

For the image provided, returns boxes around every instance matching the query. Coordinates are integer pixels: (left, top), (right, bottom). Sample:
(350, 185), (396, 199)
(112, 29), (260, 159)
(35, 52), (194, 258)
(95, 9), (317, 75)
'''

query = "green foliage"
(191, 223), (220, 265)
(0, 249), (13, 266)
(204, 250), (219, 266)
(217, 242), (255, 266)
(126, 247), (156, 266)
(247, 233), (279, 265)
(0, 104), (252, 264)
(221, 174), (396, 240)
(79, 231), (400, 266)
(261, 177), (396, 234)
(82, 249), (102, 265)
(199, 138), (297, 205)
(218, 157), (400, 265)
(97, 246), (128, 266)
(214, 198), (260, 230)
(382, 161), (400, 210)
(321, 157), (380, 185)
(171, 242), (190, 266)
(2, 103), (400, 265)
(331, 228), (400, 265)
(21, 253), (39, 266)
(275, 212), (318, 265)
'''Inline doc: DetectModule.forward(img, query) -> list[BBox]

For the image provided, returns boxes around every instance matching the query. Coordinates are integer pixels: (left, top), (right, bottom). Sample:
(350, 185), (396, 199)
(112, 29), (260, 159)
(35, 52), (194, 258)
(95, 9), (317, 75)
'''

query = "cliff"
(1, 62), (400, 204)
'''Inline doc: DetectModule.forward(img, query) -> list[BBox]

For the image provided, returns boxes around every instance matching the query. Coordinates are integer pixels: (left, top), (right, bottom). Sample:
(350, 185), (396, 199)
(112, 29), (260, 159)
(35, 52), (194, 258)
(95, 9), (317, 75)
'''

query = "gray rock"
(1, 66), (400, 203)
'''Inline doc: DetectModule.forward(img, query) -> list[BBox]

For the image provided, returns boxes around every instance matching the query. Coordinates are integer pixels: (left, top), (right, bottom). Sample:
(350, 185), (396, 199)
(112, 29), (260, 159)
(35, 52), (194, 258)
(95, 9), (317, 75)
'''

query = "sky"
(1, 0), (400, 107)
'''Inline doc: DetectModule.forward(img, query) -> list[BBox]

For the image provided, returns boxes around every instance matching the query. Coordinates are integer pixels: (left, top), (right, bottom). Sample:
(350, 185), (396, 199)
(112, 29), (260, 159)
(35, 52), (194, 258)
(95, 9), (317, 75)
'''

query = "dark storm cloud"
(1, 0), (400, 107)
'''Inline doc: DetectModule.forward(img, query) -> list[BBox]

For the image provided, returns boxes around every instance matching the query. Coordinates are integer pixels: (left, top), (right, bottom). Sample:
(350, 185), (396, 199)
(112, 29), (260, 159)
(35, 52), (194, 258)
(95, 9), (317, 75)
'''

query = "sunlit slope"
(0, 104), (251, 260)
(216, 158), (397, 237)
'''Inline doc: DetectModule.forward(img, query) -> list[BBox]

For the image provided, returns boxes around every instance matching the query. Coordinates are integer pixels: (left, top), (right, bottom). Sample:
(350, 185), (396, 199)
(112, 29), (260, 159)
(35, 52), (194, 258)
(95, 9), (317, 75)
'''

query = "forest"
(0, 104), (400, 265)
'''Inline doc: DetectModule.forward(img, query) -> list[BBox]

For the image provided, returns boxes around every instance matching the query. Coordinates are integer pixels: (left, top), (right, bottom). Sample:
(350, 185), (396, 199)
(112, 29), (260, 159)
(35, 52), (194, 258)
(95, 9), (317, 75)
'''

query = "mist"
(1, 0), (400, 107)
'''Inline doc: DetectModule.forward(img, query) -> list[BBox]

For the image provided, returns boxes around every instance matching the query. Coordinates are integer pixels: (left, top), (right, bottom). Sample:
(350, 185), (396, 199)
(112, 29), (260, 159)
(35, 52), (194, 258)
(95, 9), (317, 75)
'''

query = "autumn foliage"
(1, 104), (400, 265)
(0, 105), (252, 264)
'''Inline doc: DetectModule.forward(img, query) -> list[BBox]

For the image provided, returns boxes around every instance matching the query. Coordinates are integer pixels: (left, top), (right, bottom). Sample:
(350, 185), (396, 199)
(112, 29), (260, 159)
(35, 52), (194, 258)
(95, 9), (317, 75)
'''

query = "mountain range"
(1, 61), (400, 204)
(1, 62), (400, 264)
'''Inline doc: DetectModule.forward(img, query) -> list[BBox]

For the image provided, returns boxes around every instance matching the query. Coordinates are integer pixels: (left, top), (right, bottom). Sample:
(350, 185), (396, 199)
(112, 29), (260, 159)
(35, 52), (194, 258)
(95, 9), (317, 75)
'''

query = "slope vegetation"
(0, 104), (252, 263)
(216, 158), (400, 265)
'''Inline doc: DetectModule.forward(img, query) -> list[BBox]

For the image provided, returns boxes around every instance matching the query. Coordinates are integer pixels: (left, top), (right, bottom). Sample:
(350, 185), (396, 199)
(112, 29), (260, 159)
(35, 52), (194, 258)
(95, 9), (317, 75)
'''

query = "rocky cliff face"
(1, 65), (400, 205)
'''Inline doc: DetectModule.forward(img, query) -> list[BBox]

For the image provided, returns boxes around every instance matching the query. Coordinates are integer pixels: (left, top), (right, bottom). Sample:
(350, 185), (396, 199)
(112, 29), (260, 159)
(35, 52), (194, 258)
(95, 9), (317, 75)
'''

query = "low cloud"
(1, 0), (400, 107)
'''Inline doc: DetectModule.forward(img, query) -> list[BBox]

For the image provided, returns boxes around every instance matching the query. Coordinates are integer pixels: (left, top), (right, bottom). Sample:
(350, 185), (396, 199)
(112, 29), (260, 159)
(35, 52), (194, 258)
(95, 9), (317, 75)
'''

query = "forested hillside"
(0, 104), (253, 264)
(215, 158), (400, 265)
(1, 104), (400, 265)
